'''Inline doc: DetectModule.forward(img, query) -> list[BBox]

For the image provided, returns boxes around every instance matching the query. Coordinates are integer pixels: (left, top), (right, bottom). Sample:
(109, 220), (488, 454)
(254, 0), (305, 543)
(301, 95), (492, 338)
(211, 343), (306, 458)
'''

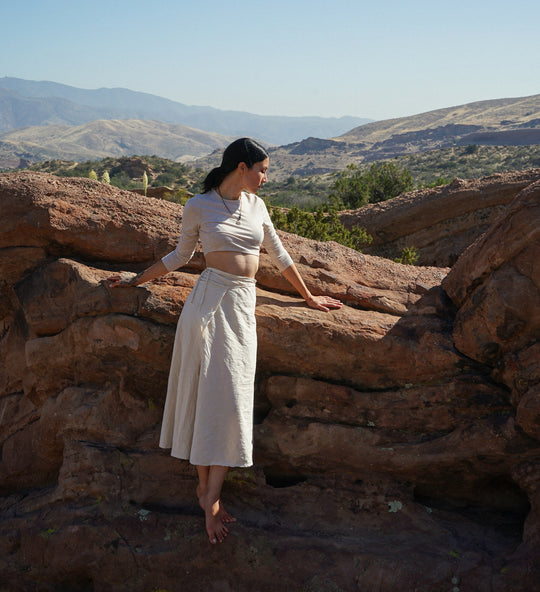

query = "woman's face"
(242, 158), (269, 193)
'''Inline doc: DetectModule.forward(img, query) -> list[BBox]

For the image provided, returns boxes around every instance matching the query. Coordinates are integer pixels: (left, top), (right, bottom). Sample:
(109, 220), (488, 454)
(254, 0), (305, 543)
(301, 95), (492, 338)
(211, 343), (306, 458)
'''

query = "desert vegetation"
(263, 144), (540, 206)
(23, 144), (540, 207)
(26, 155), (205, 194)
(329, 161), (415, 209)
(400, 144), (540, 184)
(270, 205), (372, 252)
(17, 144), (540, 258)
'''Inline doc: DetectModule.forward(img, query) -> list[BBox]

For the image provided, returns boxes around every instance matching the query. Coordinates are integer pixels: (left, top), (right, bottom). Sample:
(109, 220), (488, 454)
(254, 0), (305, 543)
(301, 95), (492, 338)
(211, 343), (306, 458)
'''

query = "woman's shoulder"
(242, 191), (267, 209)
(191, 190), (217, 201)
(185, 190), (218, 209)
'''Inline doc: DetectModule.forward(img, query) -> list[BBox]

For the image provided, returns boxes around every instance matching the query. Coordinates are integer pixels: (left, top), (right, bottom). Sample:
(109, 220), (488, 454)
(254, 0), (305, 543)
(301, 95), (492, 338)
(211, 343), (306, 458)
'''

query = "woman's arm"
(110, 198), (200, 288)
(108, 259), (169, 288)
(259, 201), (342, 312)
(281, 263), (342, 312)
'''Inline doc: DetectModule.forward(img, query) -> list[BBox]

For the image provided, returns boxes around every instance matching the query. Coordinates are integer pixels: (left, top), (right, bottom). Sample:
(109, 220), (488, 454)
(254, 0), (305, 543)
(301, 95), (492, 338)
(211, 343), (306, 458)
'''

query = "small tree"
(101, 171), (110, 184)
(363, 161), (414, 204)
(330, 161), (414, 209)
(329, 164), (370, 209)
(88, 170), (98, 180)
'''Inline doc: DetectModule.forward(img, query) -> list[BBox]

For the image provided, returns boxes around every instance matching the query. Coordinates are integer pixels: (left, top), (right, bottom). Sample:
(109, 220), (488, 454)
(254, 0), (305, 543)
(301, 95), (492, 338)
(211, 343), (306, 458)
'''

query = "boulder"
(443, 179), (540, 401)
(340, 169), (540, 266)
(0, 171), (539, 592)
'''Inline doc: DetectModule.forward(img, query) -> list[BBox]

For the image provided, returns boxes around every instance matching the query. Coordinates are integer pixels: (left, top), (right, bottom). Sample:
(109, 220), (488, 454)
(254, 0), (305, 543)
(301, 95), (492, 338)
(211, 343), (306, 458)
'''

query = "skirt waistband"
(201, 267), (257, 287)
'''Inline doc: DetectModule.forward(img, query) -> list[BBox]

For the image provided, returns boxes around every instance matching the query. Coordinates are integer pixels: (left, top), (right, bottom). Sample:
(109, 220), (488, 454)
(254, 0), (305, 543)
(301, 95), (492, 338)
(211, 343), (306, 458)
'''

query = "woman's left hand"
(305, 295), (343, 312)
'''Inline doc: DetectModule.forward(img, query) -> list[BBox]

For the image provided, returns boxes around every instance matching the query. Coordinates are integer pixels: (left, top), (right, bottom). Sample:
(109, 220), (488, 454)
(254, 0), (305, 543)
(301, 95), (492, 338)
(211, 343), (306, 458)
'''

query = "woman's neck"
(216, 176), (243, 200)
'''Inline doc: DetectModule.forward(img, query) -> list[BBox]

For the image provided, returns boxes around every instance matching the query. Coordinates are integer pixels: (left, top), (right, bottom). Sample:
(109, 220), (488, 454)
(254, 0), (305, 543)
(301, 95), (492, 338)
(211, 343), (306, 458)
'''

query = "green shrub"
(394, 246), (419, 265)
(110, 171), (137, 189)
(271, 205), (372, 252)
(330, 161), (414, 208)
(418, 176), (451, 189)
(153, 172), (177, 186)
(162, 189), (191, 205)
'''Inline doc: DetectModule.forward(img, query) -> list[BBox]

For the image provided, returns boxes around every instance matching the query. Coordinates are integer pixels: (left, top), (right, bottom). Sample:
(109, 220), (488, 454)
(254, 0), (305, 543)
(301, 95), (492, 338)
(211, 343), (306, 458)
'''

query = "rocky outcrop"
(340, 169), (540, 267)
(442, 179), (540, 425)
(1, 171), (539, 591)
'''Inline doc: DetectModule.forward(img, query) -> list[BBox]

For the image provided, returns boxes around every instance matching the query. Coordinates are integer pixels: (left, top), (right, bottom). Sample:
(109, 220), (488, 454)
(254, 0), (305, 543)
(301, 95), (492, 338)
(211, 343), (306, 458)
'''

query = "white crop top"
(161, 189), (294, 272)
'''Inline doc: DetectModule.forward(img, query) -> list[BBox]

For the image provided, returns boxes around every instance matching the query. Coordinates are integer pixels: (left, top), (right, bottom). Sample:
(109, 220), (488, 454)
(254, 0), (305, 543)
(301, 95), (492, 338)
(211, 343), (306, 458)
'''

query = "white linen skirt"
(159, 267), (257, 467)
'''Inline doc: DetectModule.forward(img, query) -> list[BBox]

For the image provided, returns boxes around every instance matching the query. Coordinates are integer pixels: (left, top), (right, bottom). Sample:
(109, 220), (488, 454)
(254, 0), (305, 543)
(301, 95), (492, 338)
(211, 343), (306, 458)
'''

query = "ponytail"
(202, 137), (268, 193)
(202, 167), (229, 193)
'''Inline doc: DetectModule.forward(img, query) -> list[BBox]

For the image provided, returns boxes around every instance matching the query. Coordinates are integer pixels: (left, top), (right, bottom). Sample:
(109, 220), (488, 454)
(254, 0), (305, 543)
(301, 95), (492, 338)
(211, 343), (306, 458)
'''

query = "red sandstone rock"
(443, 179), (540, 307)
(340, 169), (540, 267)
(0, 171), (539, 591)
(443, 180), (540, 405)
(0, 171), (447, 317)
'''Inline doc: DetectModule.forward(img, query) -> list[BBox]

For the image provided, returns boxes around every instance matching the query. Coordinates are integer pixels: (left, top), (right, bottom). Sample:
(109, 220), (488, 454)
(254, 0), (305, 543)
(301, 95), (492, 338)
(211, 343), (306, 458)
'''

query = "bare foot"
(197, 484), (236, 524)
(219, 506), (237, 524)
(203, 497), (229, 544)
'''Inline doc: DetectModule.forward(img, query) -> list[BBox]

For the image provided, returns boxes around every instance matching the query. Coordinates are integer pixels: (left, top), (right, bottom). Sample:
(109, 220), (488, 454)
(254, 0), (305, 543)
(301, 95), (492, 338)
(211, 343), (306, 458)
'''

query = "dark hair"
(203, 137), (268, 193)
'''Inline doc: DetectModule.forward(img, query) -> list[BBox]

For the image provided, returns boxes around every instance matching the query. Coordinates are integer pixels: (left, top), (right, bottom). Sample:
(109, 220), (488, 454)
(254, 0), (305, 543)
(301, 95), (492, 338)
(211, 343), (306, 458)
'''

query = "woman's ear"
(237, 162), (248, 175)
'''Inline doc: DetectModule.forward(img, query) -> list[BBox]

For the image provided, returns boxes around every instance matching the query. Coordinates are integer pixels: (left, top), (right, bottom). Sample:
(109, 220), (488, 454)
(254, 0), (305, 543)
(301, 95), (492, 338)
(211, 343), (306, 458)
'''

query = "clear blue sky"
(2, 0), (539, 120)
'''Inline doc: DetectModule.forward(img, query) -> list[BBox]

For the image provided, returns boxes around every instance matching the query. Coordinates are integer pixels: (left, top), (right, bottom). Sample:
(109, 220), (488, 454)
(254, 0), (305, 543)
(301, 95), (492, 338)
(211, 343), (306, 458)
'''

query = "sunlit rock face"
(0, 171), (539, 591)
(340, 168), (540, 266)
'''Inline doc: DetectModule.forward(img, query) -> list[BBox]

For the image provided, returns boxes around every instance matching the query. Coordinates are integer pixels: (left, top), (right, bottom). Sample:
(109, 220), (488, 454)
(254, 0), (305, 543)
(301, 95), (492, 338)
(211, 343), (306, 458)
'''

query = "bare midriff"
(204, 251), (260, 278)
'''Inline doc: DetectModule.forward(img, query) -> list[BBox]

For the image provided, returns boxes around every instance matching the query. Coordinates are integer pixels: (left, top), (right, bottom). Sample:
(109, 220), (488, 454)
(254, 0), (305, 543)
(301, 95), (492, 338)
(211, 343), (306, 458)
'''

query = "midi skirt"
(159, 267), (257, 467)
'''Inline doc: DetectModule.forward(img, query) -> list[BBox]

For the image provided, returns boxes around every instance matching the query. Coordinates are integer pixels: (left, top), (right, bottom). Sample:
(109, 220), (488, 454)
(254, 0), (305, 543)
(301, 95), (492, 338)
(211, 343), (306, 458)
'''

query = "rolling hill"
(0, 119), (232, 168)
(261, 94), (540, 179)
(340, 94), (540, 143)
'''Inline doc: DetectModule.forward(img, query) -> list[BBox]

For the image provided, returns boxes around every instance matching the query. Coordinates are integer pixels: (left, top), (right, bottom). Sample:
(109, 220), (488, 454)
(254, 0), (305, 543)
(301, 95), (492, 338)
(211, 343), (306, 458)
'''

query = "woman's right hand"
(105, 261), (166, 289)
(106, 273), (137, 288)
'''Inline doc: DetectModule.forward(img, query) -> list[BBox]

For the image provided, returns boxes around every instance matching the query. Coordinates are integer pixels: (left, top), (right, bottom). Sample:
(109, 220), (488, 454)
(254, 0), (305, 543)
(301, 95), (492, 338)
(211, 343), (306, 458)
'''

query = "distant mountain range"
(0, 77), (370, 145)
(1, 77), (538, 177)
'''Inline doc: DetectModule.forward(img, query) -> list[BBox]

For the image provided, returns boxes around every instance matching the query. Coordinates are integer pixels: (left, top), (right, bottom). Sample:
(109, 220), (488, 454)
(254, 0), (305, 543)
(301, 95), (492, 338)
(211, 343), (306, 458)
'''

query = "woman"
(110, 138), (342, 544)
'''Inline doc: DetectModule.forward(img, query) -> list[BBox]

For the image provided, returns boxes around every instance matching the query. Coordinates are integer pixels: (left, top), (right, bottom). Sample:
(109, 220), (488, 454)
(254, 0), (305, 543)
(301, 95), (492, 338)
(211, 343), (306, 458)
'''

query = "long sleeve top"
(161, 189), (293, 272)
